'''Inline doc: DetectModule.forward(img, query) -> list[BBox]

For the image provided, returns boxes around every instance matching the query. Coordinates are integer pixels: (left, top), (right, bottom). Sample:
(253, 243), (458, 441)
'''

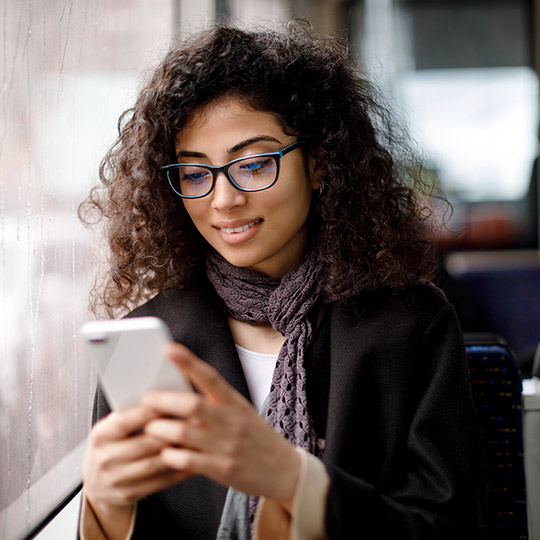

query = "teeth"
(221, 219), (260, 234)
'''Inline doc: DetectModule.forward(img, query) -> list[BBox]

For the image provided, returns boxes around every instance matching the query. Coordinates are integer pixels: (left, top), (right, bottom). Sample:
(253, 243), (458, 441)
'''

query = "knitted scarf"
(206, 248), (324, 539)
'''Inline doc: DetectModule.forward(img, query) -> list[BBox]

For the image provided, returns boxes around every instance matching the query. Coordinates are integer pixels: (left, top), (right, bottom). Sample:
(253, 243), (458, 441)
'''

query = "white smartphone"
(81, 316), (191, 411)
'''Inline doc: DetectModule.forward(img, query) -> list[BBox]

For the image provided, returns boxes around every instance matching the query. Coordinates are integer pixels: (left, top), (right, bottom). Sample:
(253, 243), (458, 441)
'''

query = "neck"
(227, 316), (286, 355)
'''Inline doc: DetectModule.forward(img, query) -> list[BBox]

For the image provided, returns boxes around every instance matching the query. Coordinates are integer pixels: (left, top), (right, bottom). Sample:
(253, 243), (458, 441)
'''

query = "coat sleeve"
(324, 294), (485, 539)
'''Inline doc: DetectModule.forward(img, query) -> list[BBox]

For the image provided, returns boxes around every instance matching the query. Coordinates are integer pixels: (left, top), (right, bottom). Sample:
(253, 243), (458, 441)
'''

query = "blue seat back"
(466, 338), (529, 539)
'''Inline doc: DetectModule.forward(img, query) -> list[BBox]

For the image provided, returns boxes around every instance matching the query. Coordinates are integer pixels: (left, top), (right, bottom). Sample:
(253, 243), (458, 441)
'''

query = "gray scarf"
(206, 249), (324, 539)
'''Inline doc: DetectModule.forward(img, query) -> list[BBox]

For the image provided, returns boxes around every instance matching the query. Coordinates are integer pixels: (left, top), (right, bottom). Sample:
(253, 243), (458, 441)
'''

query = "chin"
(213, 248), (260, 270)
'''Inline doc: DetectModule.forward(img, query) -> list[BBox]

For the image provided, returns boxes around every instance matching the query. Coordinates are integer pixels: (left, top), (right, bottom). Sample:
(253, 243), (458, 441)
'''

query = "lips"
(214, 218), (263, 244)
(218, 219), (262, 234)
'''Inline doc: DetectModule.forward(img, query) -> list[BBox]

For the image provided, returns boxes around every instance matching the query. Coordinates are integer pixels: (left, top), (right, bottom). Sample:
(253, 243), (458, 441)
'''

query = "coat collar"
(131, 285), (252, 402)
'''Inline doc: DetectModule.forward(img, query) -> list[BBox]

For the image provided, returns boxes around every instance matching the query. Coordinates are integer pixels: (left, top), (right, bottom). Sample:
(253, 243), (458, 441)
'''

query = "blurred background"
(1, 0), (539, 538)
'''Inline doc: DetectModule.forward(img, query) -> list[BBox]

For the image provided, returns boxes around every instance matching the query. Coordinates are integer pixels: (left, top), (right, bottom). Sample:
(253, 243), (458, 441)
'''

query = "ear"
(308, 156), (325, 190)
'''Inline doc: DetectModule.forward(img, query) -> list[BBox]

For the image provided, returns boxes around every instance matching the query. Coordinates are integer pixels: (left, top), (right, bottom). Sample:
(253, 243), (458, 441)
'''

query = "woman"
(79, 21), (483, 539)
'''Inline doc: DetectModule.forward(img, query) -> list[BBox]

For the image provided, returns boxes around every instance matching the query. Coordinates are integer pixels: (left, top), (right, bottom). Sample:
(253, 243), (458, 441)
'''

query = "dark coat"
(92, 280), (483, 539)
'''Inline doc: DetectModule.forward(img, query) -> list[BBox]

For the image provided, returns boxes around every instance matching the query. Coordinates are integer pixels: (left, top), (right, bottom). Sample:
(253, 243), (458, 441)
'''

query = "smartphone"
(81, 316), (191, 411)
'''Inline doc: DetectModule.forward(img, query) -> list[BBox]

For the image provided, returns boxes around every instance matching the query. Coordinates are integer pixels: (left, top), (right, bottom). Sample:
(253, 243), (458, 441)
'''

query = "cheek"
(273, 185), (314, 227)
(182, 201), (203, 228)
(181, 202), (214, 244)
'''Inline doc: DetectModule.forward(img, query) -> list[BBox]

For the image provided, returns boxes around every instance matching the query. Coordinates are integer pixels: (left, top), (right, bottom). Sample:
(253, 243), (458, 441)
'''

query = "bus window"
(351, 0), (538, 250)
(0, 2), (174, 537)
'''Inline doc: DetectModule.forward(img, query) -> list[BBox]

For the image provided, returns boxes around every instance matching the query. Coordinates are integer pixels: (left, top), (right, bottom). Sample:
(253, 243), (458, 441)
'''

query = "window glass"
(0, 2), (173, 538)
(398, 66), (538, 202)
(356, 0), (538, 203)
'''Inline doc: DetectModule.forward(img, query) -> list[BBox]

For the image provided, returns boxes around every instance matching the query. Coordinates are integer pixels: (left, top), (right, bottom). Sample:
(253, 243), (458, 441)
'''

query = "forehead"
(175, 96), (286, 148)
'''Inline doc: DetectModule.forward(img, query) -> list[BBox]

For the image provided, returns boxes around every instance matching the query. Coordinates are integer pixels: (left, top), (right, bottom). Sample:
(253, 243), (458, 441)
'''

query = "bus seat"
(465, 334), (529, 539)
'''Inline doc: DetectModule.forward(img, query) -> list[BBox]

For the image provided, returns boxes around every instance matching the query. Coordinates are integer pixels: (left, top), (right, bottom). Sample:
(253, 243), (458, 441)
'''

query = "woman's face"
(176, 96), (321, 278)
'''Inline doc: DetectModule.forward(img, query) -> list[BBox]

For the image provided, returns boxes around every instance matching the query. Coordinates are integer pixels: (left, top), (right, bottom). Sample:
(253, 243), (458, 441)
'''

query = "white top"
(235, 344), (278, 412)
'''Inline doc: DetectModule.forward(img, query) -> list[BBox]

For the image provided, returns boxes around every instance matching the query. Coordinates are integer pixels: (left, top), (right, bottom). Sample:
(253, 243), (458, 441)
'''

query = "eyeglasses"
(161, 141), (301, 199)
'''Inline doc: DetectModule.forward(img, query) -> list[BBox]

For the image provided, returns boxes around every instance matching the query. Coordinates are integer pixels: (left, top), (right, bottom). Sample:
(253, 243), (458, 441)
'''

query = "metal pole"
(173, 0), (182, 40)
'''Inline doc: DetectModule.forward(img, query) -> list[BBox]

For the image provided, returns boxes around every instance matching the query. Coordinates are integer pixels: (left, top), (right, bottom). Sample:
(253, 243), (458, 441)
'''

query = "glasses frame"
(161, 141), (301, 199)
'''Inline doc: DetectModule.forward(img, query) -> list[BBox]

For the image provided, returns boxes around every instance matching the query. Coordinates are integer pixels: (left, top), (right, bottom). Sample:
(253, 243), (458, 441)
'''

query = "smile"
(219, 219), (262, 234)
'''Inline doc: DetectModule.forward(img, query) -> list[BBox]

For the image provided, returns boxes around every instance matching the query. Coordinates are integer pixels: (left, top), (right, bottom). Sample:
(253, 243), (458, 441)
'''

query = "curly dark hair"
(79, 20), (444, 317)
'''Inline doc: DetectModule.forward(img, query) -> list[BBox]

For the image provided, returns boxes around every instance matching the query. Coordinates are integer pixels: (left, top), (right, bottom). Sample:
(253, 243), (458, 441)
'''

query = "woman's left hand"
(142, 342), (301, 511)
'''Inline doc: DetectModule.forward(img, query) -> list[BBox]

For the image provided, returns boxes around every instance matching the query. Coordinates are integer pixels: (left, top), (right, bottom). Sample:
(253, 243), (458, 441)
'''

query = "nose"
(211, 172), (247, 211)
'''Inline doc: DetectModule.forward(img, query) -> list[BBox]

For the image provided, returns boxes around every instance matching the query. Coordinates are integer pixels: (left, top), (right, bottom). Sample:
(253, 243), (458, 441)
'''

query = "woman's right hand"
(82, 405), (190, 539)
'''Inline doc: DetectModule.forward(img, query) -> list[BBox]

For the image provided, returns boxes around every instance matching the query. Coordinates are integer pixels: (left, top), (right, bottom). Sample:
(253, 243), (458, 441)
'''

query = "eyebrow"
(175, 135), (282, 161)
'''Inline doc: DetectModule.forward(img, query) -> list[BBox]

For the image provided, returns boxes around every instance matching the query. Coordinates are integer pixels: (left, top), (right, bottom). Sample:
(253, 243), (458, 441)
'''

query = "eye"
(238, 158), (274, 174)
(180, 168), (211, 185)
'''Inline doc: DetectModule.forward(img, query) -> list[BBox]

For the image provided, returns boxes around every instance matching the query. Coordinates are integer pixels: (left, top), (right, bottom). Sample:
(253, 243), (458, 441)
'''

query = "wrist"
(85, 490), (133, 515)
(275, 445), (302, 513)
(84, 493), (135, 540)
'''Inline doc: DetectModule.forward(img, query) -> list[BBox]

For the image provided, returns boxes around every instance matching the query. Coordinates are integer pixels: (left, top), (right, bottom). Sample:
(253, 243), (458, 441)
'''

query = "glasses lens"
(170, 165), (213, 197)
(229, 155), (277, 190)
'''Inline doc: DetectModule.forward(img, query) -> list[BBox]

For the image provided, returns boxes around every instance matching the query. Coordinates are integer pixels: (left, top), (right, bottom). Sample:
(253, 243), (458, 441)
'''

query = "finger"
(101, 431), (169, 464)
(159, 447), (234, 482)
(92, 406), (160, 444)
(165, 342), (240, 405)
(142, 390), (207, 421)
(144, 418), (220, 453)
(105, 453), (172, 488)
(113, 468), (192, 505)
